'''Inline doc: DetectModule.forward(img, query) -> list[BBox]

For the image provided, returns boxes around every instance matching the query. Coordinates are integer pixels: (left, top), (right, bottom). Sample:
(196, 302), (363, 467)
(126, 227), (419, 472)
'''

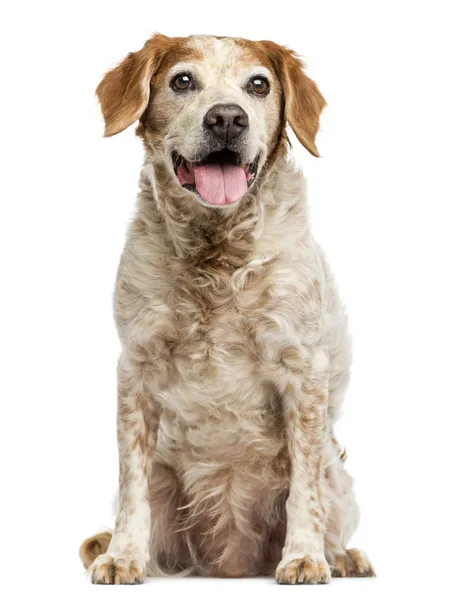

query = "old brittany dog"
(80, 34), (375, 585)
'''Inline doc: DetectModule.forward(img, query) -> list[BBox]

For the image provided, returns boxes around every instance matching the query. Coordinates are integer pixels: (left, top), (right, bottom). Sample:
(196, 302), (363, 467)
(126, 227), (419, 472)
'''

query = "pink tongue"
(194, 163), (247, 205)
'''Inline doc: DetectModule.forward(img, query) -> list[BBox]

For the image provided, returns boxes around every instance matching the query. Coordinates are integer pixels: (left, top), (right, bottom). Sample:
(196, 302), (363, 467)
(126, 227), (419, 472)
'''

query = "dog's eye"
(171, 73), (194, 92)
(248, 76), (270, 96)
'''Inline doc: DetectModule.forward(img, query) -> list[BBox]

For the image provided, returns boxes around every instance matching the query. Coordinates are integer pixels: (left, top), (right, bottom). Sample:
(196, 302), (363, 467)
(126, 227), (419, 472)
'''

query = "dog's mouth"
(172, 149), (259, 206)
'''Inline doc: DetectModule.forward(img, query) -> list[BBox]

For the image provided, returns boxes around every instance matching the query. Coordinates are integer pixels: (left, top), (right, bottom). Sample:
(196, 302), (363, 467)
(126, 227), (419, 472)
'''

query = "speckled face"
(98, 34), (325, 208)
(142, 36), (283, 207)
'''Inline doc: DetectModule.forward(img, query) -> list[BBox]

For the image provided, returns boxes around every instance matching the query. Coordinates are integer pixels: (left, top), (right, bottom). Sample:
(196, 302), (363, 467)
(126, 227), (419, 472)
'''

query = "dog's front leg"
(276, 348), (331, 585)
(90, 356), (160, 584)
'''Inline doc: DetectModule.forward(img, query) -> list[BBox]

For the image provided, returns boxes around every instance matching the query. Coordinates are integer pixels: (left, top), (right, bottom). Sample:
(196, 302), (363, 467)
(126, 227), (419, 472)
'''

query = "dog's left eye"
(171, 73), (194, 92)
(248, 76), (270, 96)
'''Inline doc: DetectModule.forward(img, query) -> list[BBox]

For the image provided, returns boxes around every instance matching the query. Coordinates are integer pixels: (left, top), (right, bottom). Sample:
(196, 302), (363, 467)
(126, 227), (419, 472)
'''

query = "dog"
(80, 33), (375, 585)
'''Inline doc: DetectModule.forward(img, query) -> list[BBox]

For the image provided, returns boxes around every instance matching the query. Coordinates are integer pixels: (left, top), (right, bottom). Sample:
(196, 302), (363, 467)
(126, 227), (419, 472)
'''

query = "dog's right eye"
(171, 73), (194, 92)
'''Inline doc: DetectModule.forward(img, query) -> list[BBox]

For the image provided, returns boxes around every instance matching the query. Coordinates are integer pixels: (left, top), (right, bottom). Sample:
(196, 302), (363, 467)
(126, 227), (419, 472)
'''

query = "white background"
(1, 1), (454, 598)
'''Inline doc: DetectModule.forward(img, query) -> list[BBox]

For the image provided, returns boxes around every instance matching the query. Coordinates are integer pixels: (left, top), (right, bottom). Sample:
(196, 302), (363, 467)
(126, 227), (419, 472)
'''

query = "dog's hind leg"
(323, 455), (376, 577)
(147, 462), (193, 576)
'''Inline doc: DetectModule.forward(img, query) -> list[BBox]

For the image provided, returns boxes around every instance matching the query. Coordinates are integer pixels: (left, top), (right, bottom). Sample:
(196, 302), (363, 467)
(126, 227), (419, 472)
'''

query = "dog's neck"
(137, 149), (309, 269)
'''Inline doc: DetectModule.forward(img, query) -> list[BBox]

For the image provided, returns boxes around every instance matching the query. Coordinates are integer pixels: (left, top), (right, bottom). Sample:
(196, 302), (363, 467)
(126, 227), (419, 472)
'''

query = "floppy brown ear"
(96, 34), (171, 137)
(260, 41), (326, 157)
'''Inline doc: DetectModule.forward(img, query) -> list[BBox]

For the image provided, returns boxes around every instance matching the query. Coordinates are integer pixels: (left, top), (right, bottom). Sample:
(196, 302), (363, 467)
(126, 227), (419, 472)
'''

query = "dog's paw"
(276, 555), (331, 585)
(332, 548), (376, 578)
(89, 554), (145, 585)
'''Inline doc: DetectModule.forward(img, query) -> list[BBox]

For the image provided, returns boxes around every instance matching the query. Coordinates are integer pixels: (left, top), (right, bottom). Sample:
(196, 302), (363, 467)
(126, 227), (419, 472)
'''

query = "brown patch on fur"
(79, 531), (112, 569)
(237, 39), (326, 157)
(96, 34), (200, 137)
(330, 432), (348, 462)
(234, 38), (287, 168)
(139, 43), (202, 139)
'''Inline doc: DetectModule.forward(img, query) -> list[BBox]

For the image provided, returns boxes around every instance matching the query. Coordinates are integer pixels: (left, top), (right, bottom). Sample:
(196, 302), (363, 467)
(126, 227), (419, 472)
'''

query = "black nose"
(204, 104), (249, 142)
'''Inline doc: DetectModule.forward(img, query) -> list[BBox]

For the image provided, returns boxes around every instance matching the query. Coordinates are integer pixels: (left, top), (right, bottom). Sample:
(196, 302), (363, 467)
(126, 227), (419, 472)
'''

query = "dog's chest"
(127, 248), (322, 416)
(147, 261), (313, 407)
(168, 277), (270, 389)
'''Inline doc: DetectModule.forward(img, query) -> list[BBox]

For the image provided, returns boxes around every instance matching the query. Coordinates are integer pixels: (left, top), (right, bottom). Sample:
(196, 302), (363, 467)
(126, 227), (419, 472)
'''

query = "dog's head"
(97, 34), (325, 208)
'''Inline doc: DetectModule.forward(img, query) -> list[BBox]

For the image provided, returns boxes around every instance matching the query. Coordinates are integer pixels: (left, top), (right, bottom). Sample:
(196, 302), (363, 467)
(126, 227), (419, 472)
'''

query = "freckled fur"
(81, 33), (374, 585)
